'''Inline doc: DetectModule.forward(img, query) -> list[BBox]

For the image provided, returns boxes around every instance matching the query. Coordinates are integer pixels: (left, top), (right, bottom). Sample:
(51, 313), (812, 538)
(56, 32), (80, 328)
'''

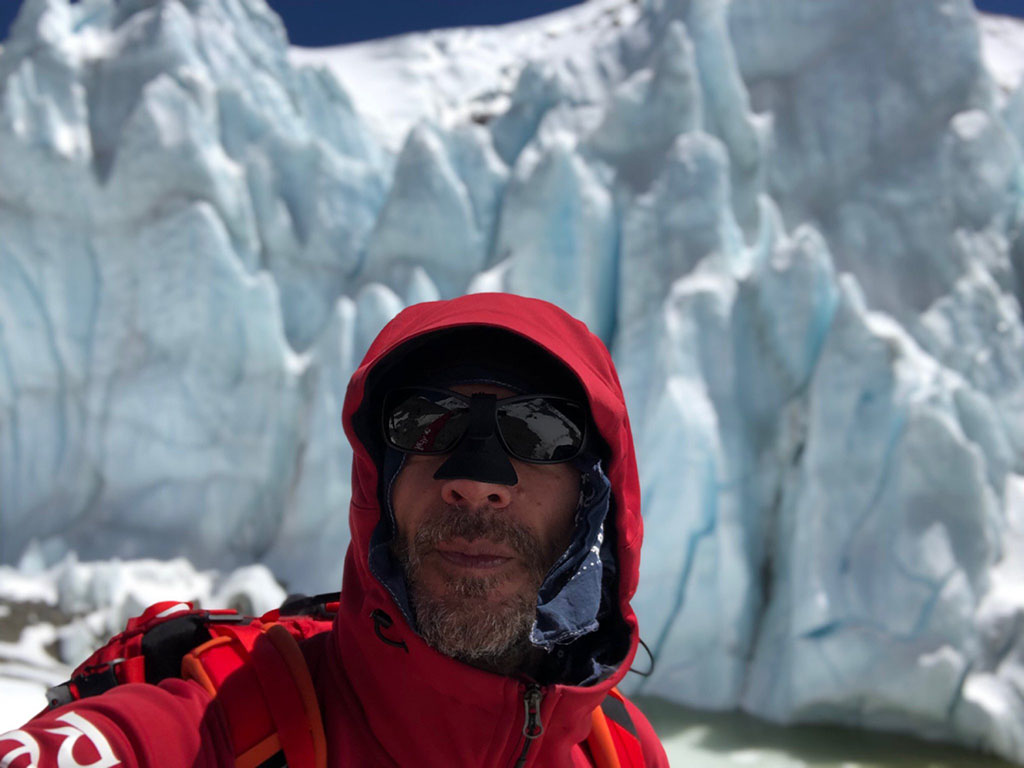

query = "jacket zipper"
(511, 683), (545, 768)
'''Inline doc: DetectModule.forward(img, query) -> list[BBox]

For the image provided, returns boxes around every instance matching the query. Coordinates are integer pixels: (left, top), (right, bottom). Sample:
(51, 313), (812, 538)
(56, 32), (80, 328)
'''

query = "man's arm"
(0, 679), (232, 768)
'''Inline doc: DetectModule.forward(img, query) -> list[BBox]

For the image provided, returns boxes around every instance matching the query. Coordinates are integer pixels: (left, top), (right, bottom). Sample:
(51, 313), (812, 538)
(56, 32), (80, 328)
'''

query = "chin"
(412, 587), (537, 670)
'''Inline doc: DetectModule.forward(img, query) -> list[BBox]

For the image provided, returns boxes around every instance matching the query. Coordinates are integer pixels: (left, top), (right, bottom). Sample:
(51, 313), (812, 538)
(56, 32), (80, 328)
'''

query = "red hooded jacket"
(0, 294), (668, 767)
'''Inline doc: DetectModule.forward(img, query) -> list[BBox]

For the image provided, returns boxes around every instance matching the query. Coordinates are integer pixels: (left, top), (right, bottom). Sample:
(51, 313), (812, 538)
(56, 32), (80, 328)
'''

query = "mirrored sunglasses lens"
(496, 398), (585, 461)
(387, 392), (468, 453)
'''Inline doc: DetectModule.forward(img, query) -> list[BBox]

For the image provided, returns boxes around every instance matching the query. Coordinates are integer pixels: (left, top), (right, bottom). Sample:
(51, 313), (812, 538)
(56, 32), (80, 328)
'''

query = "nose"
(440, 478), (513, 509)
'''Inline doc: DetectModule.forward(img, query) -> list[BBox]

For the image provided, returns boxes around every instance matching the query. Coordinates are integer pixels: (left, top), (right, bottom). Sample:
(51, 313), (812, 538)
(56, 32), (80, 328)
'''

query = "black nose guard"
(432, 394), (519, 486)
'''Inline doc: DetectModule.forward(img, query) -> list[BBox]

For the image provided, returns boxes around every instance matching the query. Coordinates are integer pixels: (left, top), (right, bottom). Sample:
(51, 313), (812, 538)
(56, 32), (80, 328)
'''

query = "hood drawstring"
(371, 609), (408, 652)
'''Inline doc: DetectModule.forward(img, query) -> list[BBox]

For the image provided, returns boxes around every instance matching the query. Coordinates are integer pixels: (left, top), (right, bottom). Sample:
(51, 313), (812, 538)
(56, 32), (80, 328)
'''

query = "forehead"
(447, 382), (518, 398)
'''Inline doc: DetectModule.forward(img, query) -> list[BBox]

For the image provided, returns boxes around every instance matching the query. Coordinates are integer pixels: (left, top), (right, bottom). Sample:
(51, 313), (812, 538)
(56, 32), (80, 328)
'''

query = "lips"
(434, 539), (515, 569)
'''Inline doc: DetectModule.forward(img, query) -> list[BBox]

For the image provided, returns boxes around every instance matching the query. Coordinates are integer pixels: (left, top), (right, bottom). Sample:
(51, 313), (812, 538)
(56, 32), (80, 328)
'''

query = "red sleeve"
(621, 696), (670, 768)
(0, 679), (233, 768)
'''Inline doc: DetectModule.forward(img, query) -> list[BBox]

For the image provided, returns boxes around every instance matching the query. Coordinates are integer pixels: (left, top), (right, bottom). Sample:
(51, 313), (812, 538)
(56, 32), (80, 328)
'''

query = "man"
(1, 294), (668, 766)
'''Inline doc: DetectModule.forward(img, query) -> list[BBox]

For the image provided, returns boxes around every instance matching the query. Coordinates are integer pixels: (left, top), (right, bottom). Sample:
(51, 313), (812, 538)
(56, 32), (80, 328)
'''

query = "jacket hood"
(329, 293), (644, 765)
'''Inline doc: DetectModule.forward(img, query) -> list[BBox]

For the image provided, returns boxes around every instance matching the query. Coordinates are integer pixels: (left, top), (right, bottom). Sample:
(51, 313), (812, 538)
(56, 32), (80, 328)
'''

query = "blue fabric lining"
(531, 455), (612, 649)
(368, 449), (416, 625)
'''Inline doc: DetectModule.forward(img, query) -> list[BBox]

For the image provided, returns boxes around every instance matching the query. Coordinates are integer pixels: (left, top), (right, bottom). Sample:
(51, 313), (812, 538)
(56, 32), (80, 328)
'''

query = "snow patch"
(979, 13), (1024, 93)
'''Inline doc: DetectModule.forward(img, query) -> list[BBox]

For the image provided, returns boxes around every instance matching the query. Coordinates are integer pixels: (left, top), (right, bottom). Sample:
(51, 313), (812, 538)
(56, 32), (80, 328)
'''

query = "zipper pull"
(522, 684), (544, 739)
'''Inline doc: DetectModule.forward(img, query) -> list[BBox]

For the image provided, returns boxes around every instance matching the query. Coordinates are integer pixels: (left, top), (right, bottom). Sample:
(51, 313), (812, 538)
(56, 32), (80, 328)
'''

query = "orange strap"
(248, 626), (326, 768)
(587, 705), (622, 768)
(181, 635), (234, 696)
(181, 623), (326, 768)
(263, 625), (327, 768)
(236, 734), (283, 768)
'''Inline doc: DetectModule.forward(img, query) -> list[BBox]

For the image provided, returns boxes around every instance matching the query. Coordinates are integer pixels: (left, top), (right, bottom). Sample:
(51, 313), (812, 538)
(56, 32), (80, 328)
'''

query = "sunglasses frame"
(381, 386), (588, 464)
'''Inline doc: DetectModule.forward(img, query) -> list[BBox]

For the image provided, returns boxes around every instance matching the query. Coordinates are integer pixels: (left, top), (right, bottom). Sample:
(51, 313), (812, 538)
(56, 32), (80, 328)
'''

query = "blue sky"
(976, 0), (1024, 17)
(264, 0), (583, 46)
(0, 1), (584, 45)
(0, 1), (1020, 47)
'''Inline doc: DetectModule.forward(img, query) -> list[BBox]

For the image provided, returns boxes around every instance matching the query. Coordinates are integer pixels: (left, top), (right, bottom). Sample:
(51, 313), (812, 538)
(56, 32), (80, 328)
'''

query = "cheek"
(553, 499), (577, 552)
(532, 469), (580, 552)
(391, 459), (439, 535)
(391, 472), (412, 530)
(553, 466), (581, 511)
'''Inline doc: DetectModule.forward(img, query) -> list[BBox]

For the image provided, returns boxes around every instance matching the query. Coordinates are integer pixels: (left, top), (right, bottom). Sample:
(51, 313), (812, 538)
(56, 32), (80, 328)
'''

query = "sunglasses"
(382, 387), (588, 463)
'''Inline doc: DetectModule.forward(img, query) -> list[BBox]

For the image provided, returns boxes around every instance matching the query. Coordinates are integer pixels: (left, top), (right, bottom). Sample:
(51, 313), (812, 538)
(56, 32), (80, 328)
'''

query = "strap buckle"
(47, 658), (126, 709)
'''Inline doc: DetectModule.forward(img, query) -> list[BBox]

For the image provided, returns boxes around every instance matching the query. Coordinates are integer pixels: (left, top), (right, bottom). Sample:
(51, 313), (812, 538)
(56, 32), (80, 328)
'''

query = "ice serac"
(744, 275), (1000, 728)
(3, 0), (1024, 761)
(363, 122), (506, 298)
(614, 131), (741, 427)
(263, 298), (358, 590)
(0, 0), (383, 575)
(588, 20), (703, 189)
(731, 0), (988, 317)
(493, 136), (618, 343)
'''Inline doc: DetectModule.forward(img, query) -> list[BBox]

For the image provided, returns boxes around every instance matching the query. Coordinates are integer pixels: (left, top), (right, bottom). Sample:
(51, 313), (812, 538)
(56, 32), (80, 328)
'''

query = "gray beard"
(392, 505), (554, 676)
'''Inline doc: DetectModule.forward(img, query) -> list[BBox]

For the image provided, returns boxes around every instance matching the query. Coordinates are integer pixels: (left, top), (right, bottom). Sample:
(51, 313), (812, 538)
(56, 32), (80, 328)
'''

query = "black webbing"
(600, 695), (638, 739)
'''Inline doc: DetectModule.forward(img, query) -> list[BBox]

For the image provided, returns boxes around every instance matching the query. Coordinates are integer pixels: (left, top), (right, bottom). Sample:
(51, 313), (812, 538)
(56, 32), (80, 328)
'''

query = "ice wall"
(0, 0), (385, 586)
(2, 0), (1024, 761)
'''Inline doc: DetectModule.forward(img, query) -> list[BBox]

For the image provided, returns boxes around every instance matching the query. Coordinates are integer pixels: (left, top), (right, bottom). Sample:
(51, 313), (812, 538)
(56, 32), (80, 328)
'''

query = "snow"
(0, 572), (58, 606)
(0, 556), (285, 733)
(979, 14), (1024, 94)
(0, 680), (50, 732)
(1, 0), (1024, 763)
(288, 0), (638, 152)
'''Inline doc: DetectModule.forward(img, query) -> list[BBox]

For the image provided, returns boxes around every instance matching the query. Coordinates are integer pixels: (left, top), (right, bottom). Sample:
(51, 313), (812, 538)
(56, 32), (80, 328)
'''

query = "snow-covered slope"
(980, 13), (1024, 95)
(2, 0), (1024, 761)
(0, 555), (285, 733)
(289, 0), (638, 153)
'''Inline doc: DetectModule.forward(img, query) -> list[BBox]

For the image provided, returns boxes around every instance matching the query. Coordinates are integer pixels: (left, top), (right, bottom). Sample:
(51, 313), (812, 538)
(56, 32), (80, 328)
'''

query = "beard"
(392, 505), (558, 675)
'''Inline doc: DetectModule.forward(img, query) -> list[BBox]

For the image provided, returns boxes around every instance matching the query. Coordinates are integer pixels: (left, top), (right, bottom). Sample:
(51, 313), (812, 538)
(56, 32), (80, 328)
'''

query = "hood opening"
(352, 323), (631, 684)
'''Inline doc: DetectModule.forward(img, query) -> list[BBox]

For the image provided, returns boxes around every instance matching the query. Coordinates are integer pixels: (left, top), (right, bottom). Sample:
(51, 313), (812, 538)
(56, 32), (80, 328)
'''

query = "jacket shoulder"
(615, 693), (670, 768)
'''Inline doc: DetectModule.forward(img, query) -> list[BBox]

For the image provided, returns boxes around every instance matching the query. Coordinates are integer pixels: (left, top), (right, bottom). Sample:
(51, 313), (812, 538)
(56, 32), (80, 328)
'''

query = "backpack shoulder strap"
(586, 688), (647, 768)
(182, 623), (327, 768)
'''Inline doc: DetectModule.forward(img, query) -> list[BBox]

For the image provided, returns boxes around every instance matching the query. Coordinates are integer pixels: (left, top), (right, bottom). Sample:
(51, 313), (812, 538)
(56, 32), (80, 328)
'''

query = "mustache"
(399, 504), (548, 574)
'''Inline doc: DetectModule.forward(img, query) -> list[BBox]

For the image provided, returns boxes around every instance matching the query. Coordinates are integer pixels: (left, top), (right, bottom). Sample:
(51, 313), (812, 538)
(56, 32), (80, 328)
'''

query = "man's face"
(390, 383), (580, 673)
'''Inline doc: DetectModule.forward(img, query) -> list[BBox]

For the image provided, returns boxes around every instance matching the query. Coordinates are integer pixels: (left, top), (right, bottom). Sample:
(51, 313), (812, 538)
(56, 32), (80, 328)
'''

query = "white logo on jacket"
(0, 729), (40, 768)
(0, 712), (120, 768)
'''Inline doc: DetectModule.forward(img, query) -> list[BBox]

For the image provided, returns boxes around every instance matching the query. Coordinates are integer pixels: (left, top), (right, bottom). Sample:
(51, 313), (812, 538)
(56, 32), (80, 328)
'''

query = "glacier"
(2, 0), (1024, 761)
